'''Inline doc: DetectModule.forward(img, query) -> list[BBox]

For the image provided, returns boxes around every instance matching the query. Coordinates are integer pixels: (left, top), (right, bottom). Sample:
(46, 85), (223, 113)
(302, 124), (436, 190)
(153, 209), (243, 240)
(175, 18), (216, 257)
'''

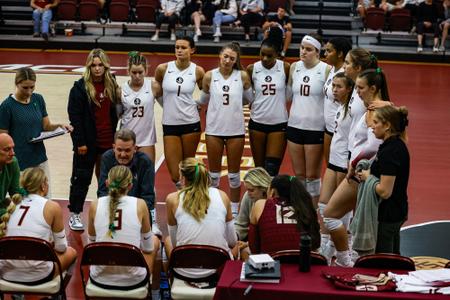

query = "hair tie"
(289, 176), (296, 182)
(376, 67), (382, 74)
(108, 180), (121, 190)
(194, 163), (199, 179)
(18, 188), (28, 197)
(128, 51), (139, 58)
(108, 223), (116, 238)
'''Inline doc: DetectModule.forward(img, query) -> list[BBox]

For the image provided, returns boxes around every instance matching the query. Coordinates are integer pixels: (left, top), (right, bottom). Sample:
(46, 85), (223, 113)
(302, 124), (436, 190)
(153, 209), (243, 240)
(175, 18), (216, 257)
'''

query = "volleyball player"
(154, 36), (205, 190)
(246, 27), (290, 176)
(199, 42), (253, 216)
(287, 33), (331, 205)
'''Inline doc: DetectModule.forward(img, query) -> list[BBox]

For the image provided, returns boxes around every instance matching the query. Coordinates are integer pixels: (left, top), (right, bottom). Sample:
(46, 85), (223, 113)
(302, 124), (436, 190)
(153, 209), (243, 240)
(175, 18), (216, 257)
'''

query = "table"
(213, 261), (450, 300)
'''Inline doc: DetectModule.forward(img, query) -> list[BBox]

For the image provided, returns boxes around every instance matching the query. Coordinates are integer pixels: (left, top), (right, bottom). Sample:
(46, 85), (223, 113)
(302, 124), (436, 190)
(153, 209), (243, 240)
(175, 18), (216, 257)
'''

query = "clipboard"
(29, 127), (67, 143)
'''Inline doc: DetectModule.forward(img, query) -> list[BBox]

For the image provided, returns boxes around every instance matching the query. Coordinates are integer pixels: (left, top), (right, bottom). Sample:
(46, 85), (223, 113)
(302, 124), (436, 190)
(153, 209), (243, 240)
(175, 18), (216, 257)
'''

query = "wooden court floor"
(0, 49), (449, 299)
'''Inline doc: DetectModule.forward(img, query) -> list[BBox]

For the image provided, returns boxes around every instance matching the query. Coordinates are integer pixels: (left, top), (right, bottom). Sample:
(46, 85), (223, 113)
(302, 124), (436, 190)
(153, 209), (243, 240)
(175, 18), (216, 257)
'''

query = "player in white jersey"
(322, 37), (352, 165)
(246, 28), (290, 176)
(164, 158), (238, 278)
(88, 165), (160, 290)
(323, 67), (391, 267)
(317, 73), (354, 262)
(154, 36), (205, 189)
(199, 42), (252, 215)
(121, 51), (160, 163)
(0, 168), (76, 284)
(287, 34), (331, 205)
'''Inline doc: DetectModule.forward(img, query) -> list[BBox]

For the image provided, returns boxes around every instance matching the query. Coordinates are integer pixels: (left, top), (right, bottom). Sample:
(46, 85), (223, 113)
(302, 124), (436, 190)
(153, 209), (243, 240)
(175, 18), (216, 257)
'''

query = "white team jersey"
(288, 61), (329, 131)
(162, 61), (200, 125)
(349, 112), (382, 163)
(251, 60), (288, 124)
(347, 89), (367, 153)
(323, 66), (344, 133)
(1, 194), (53, 282)
(121, 79), (157, 146)
(329, 104), (352, 169)
(91, 195), (146, 287)
(206, 68), (245, 136)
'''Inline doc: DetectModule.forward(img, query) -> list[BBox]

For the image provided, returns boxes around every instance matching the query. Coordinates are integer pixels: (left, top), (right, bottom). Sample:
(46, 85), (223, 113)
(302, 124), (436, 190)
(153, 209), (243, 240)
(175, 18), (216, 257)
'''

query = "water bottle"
(160, 272), (170, 300)
(299, 234), (311, 272)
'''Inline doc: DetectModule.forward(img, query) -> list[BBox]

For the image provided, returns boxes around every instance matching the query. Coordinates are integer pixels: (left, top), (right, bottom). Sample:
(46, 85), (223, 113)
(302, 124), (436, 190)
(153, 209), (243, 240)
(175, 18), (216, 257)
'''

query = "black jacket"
(67, 78), (119, 150)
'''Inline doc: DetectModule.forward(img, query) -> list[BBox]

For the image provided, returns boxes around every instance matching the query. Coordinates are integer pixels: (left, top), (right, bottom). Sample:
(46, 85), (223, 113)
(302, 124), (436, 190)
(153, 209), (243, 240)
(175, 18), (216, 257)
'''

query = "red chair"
(109, 0), (130, 21)
(265, 0), (288, 13)
(0, 236), (73, 300)
(79, 0), (100, 21)
(389, 8), (411, 31)
(57, 0), (78, 20)
(80, 242), (151, 299)
(365, 7), (385, 30)
(271, 250), (328, 265)
(135, 3), (157, 23)
(354, 253), (416, 271)
(168, 244), (230, 300)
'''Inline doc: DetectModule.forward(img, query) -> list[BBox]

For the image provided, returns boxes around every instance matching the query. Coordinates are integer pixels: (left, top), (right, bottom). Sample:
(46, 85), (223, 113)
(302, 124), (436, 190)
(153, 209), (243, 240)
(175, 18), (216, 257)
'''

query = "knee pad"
(306, 178), (321, 197)
(323, 217), (343, 232)
(318, 202), (327, 219)
(341, 210), (353, 230)
(209, 171), (221, 188)
(264, 157), (281, 176)
(228, 172), (241, 189)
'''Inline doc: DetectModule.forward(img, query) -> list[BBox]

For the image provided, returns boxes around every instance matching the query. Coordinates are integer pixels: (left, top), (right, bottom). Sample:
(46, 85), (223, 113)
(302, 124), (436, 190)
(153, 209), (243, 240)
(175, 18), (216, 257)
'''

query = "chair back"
(168, 244), (230, 282)
(79, 0), (99, 21)
(365, 7), (385, 30)
(271, 250), (328, 265)
(354, 253), (416, 270)
(56, 0), (78, 21)
(389, 8), (411, 31)
(109, 1), (130, 21)
(0, 236), (67, 298)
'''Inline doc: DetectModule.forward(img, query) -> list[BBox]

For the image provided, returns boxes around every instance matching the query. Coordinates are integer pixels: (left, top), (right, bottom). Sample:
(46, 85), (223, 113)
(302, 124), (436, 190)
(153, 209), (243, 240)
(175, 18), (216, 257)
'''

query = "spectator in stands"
(189, 0), (220, 42)
(213, 0), (238, 42)
(67, 48), (121, 231)
(287, 0), (295, 15)
(380, 0), (404, 13)
(88, 165), (160, 289)
(0, 67), (72, 198)
(356, 0), (374, 21)
(0, 167), (77, 282)
(30, 0), (59, 41)
(439, 0), (450, 51)
(235, 0), (265, 41)
(0, 133), (20, 206)
(97, 129), (159, 235)
(248, 175), (321, 254)
(262, 7), (292, 58)
(356, 105), (410, 254)
(416, 0), (441, 52)
(164, 158), (238, 276)
(151, 0), (185, 41)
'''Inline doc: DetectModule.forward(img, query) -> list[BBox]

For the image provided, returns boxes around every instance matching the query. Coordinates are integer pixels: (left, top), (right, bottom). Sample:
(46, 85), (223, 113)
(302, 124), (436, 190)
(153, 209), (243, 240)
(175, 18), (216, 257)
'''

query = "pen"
(243, 284), (253, 296)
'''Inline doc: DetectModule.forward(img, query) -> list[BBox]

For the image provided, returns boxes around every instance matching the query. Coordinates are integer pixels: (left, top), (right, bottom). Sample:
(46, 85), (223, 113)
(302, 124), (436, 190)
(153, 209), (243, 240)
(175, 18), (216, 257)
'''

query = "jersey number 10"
(300, 84), (310, 96)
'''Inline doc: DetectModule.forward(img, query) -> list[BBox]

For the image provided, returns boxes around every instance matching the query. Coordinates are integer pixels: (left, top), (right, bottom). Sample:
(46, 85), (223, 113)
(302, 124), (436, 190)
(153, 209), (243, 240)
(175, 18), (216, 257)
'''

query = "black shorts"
(206, 134), (245, 140)
(324, 129), (334, 137)
(327, 163), (348, 174)
(163, 122), (201, 136)
(248, 119), (287, 134)
(286, 127), (324, 145)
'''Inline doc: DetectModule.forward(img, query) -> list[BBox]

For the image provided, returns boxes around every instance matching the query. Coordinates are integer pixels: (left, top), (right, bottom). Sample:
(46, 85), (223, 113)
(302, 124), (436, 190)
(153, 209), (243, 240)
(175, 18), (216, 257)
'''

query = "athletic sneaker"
(439, 46), (446, 52)
(151, 34), (159, 41)
(214, 36), (220, 43)
(213, 28), (222, 37)
(170, 33), (176, 41)
(433, 46), (439, 53)
(417, 46), (423, 53)
(69, 213), (84, 231)
(196, 28), (202, 36)
(193, 34), (199, 42)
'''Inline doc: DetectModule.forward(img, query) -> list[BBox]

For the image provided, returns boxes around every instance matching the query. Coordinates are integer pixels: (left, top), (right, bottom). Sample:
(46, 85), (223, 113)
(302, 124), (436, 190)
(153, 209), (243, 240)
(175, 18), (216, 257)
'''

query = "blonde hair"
(243, 167), (271, 196)
(107, 165), (133, 238)
(15, 67), (36, 85)
(0, 167), (47, 237)
(374, 105), (409, 141)
(179, 158), (210, 222)
(83, 48), (120, 107)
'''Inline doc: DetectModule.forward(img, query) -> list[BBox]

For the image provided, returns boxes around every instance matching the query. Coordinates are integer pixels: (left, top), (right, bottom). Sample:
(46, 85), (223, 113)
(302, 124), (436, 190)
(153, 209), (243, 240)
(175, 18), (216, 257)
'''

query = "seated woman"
(88, 165), (160, 290)
(0, 167), (77, 284)
(248, 175), (320, 255)
(165, 158), (237, 278)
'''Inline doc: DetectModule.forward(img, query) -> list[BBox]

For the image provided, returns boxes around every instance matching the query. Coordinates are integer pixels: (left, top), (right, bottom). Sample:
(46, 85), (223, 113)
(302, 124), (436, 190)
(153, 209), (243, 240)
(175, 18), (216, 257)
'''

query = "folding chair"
(80, 242), (151, 299)
(168, 244), (230, 300)
(271, 250), (328, 265)
(365, 7), (386, 30)
(0, 236), (73, 300)
(354, 253), (416, 270)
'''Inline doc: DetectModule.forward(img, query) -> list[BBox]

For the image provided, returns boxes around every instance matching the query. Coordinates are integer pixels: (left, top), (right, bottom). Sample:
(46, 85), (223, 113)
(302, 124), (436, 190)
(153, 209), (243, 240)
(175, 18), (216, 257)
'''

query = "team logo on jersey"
(176, 77), (184, 84)
(222, 85), (230, 92)
(265, 75), (272, 82)
(303, 76), (310, 83)
(327, 78), (332, 85)
(336, 111), (341, 119)
(134, 98), (141, 105)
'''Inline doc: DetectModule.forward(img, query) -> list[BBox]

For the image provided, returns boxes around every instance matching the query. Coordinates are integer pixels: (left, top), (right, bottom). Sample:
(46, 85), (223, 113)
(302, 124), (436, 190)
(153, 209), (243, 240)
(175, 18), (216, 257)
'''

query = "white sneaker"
(69, 213), (84, 231)
(433, 46), (439, 53)
(213, 28), (222, 37)
(196, 28), (202, 36)
(417, 46), (423, 53)
(193, 34), (199, 42)
(214, 36), (220, 43)
(151, 34), (159, 41)
(170, 33), (176, 41)
(439, 46), (445, 52)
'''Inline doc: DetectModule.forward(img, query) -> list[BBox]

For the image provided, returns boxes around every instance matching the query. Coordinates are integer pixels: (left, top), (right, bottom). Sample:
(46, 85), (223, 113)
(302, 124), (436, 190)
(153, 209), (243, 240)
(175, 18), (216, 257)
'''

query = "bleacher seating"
(109, 0), (130, 22)
(79, 0), (100, 21)
(57, 0), (78, 21)
(365, 7), (385, 31)
(388, 8), (411, 32)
